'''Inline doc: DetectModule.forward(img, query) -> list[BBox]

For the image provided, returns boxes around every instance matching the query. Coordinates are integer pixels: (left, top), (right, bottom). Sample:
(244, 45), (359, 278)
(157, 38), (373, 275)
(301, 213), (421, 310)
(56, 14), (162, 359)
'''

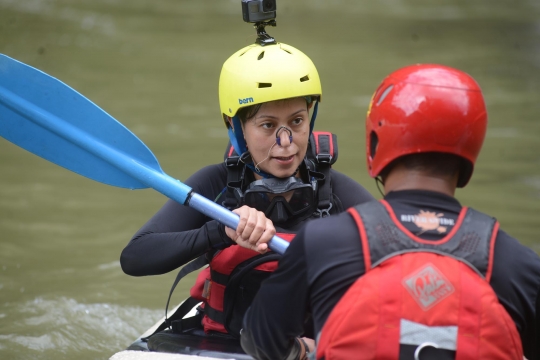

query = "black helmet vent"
(370, 131), (379, 159)
(300, 75), (309, 82)
(258, 83), (272, 88)
(257, 51), (265, 60)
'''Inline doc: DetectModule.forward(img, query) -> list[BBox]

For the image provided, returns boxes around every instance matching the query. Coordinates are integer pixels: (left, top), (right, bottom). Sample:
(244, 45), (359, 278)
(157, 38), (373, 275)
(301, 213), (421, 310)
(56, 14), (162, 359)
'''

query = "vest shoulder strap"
(306, 132), (339, 217)
(306, 131), (338, 167)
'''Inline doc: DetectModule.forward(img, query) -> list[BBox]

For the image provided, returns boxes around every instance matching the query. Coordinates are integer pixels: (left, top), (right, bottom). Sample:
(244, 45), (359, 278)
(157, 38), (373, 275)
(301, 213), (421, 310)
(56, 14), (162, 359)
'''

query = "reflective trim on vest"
(400, 319), (457, 350)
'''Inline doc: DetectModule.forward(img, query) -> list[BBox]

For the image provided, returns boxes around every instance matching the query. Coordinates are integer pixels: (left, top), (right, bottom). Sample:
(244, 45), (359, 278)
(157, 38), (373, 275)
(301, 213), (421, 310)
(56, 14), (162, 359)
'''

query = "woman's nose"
(276, 126), (293, 147)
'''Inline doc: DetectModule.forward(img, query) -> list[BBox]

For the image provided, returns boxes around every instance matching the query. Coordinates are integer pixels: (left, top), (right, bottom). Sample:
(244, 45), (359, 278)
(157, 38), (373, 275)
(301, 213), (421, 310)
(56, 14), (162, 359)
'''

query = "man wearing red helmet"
(240, 64), (540, 360)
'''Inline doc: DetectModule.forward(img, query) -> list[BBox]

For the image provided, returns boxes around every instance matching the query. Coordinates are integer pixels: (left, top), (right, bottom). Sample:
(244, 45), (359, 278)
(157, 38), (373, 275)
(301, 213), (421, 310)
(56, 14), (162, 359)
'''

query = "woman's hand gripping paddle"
(0, 54), (289, 255)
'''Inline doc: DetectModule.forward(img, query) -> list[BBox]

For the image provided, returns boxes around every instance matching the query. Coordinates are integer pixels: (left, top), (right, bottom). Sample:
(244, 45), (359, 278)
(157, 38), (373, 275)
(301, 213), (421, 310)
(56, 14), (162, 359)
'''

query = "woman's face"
(242, 97), (311, 179)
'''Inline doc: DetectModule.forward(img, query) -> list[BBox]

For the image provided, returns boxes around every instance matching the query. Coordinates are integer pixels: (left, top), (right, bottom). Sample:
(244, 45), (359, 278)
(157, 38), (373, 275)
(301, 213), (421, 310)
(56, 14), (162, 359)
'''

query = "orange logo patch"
(400, 210), (455, 235)
(413, 210), (447, 234)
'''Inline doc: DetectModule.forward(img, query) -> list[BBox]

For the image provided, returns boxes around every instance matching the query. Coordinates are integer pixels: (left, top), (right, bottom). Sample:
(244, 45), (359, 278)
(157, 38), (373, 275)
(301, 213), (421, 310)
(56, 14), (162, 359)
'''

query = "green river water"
(0, 0), (539, 359)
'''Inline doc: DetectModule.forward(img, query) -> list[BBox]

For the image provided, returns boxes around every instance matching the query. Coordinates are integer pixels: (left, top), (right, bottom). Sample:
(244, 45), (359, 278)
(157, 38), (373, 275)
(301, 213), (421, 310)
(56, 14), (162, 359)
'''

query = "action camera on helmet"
(241, 0), (277, 46)
(241, 0), (276, 23)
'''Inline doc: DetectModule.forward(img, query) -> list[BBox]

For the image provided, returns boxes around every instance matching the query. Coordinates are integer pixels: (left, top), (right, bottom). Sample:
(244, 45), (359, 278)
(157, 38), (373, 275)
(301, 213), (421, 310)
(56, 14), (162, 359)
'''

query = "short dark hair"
(381, 152), (464, 179)
(237, 103), (263, 123)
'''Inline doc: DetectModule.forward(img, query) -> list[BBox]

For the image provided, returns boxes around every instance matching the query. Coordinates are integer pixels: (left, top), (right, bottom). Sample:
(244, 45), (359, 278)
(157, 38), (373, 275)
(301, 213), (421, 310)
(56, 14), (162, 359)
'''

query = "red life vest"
(316, 200), (523, 360)
(190, 232), (296, 336)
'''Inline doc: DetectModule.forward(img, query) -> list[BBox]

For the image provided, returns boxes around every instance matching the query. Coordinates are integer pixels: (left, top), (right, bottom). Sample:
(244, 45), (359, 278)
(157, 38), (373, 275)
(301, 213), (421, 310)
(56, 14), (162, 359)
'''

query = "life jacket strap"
(205, 305), (226, 324)
(163, 255), (209, 329)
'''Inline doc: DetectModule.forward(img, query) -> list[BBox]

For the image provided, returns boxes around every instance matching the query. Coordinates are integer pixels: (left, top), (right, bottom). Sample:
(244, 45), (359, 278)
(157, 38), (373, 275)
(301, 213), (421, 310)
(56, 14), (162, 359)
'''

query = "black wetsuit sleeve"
(490, 230), (540, 360)
(329, 169), (375, 208)
(241, 226), (309, 360)
(120, 163), (233, 276)
(304, 213), (366, 333)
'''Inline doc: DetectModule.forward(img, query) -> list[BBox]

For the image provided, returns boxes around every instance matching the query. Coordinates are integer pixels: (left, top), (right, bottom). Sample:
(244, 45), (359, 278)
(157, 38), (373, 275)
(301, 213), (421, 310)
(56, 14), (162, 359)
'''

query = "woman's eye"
(292, 117), (304, 125)
(261, 122), (274, 129)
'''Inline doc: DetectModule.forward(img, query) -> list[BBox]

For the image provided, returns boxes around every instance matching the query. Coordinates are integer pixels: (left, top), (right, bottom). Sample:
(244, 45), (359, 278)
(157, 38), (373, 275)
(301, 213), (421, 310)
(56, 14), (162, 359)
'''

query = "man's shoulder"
(300, 208), (366, 285)
(491, 227), (540, 303)
(495, 228), (540, 267)
(303, 210), (362, 247)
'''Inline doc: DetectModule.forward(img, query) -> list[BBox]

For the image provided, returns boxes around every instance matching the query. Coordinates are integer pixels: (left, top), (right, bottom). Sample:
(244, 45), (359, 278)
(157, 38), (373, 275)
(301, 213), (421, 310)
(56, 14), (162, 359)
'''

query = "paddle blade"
(0, 54), (288, 253)
(0, 54), (161, 189)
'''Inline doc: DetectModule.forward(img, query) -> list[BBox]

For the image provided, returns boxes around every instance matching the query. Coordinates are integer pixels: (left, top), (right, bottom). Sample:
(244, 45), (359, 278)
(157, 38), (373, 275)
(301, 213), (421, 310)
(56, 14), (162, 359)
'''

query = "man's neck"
(383, 164), (458, 197)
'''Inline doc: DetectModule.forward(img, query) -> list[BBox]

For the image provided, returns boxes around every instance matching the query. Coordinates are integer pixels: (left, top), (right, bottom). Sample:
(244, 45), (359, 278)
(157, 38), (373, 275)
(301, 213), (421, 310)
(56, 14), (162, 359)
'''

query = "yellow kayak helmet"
(219, 42), (322, 155)
(219, 42), (321, 119)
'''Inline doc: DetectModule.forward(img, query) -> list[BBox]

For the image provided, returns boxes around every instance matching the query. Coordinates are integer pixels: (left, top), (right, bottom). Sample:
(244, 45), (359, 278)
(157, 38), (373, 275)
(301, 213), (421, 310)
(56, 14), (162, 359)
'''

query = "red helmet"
(366, 64), (487, 187)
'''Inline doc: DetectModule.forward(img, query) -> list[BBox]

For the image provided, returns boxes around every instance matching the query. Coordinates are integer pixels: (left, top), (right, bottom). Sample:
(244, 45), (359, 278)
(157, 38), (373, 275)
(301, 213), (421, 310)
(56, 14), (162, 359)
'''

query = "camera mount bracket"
(254, 20), (277, 46)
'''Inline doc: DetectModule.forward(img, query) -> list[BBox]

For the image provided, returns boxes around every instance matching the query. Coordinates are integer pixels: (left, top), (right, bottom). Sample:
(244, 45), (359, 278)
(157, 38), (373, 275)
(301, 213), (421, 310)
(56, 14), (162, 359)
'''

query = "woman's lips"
(272, 155), (295, 164)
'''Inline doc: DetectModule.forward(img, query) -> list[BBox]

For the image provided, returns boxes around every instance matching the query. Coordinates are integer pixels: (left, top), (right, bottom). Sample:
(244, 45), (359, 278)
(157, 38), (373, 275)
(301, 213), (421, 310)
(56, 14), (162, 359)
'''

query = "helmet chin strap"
(229, 115), (248, 155)
(375, 176), (385, 197)
(309, 100), (319, 134)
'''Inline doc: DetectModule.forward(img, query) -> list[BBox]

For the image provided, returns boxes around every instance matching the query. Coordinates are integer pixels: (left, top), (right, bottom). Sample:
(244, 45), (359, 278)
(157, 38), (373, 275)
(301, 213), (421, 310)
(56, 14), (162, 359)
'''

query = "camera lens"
(262, 0), (276, 11)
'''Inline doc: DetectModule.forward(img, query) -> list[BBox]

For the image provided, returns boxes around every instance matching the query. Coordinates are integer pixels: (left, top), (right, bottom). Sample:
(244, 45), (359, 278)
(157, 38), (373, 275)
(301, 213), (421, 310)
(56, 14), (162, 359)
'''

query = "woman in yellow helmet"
(120, 41), (374, 353)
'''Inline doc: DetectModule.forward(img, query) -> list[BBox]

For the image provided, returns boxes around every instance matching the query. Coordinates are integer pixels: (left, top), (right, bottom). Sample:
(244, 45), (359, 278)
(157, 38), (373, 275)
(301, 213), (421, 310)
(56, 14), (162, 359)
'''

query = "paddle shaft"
(0, 70), (289, 255)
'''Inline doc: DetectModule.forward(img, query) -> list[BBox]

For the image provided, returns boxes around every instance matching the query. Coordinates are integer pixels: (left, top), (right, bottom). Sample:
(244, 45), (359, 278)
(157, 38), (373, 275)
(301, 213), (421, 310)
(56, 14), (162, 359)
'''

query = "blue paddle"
(0, 54), (289, 255)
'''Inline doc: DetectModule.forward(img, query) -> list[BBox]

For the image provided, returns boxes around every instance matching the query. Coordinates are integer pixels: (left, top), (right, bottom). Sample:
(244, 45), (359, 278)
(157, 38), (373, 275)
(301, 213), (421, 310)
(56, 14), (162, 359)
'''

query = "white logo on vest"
(403, 263), (455, 310)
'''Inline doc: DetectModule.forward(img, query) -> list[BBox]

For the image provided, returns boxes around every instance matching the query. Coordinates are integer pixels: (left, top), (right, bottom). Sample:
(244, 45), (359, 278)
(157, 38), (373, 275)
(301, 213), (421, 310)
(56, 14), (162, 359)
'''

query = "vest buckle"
(314, 202), (332, 218)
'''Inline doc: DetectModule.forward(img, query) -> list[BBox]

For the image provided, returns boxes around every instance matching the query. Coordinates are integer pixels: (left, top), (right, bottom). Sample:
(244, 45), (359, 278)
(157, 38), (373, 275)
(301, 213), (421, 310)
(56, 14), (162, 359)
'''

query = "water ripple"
(0, 297), (161, 359)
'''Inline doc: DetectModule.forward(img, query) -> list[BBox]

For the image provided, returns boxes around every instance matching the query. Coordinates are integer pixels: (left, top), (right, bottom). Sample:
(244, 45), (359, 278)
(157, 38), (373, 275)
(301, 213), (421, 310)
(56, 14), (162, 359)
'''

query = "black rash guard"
(241, 190), (540, 360)
(120, 162), (375, 276)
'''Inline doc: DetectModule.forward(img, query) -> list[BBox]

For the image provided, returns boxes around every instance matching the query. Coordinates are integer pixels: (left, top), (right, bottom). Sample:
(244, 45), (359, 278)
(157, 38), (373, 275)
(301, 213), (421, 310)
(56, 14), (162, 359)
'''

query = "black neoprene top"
(120, 162), (375, 276)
